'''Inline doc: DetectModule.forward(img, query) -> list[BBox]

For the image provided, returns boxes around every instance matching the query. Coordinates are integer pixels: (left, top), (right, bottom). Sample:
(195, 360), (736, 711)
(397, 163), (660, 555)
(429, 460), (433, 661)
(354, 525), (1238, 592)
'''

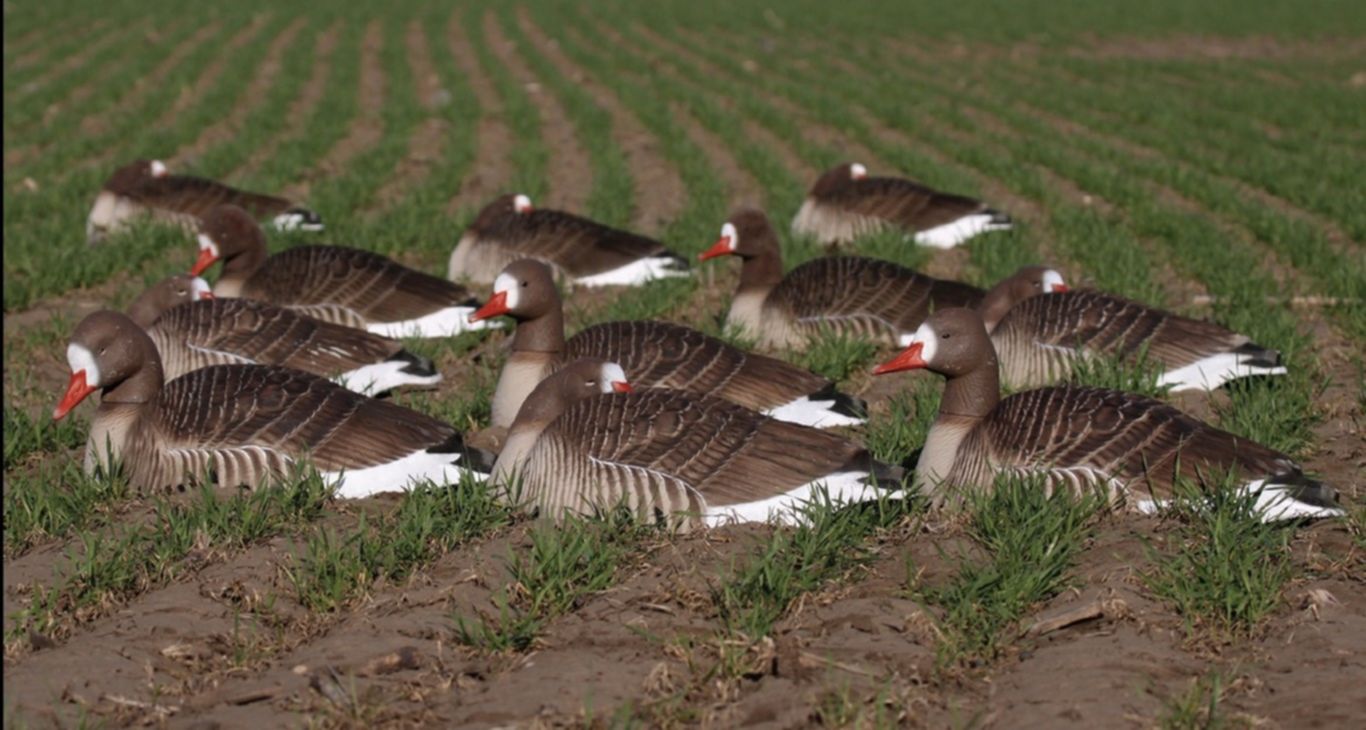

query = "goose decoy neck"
(810, 162), (859, 196)
(977, 266), (1067, 332)
(876, 308), (1001, 420)
(711, 208), (783, 294)
(196, 205), (268, 282)
(480, 260), (565, 354)
(470, 193), (526, 234)
(939, 353), (1001, 420)
(58, 311), (164, 418)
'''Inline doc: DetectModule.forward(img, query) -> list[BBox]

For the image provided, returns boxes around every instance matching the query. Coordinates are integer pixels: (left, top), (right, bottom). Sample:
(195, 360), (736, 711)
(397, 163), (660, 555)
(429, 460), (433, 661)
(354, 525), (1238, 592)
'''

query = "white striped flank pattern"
(574, 256), (690, 287)
(365, 306), (503, 338)
(1134, 479), (1345, 522)
(1157, 353), (1288, 392)
(911, 213), (1011, 249)
(333, 359), (442, 396)
(762, 395), (864, 428)
(702, 472), (900, 527)
(323, 448), (471, 499)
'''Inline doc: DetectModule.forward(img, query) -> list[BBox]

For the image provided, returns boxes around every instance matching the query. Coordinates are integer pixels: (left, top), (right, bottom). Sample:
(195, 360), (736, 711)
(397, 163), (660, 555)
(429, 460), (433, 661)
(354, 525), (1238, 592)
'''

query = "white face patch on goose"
(721, 222), (738, 251)
(911, 323), (938, 364)
(601, 363), (628, 393)
(493, 272), (520, 310)
(190, 277), (213, 300)
(850, 163), (868, 180)
(1042, 269), (1067, 293)
(150, 160), (168, 177)
(513, 194), (533, 214)
(196, 233), (220, 258)
(67, 344), (101, 388)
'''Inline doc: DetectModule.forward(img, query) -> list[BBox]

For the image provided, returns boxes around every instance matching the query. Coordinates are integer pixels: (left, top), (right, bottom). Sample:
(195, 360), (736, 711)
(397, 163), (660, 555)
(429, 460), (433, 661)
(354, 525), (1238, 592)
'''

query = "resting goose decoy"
(126, 275), (441, 395)
(978, 266), (1287, 391)
(189, 205), (497, 338)
(791, 162), (1012, 249)
(448, 193), (690, 287)
(699, 208), (984, 349)
(87, 159), (322, 245)
(53, 311), (483, 497)
(872, 308), (1342, 521)
(492, 358), (904, 529)
(469, 259), (866, 430)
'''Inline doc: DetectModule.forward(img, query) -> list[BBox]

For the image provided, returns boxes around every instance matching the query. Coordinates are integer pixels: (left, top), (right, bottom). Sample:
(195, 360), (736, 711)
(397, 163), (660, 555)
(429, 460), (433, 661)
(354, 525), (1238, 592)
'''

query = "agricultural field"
(4, 0), (1365, 726)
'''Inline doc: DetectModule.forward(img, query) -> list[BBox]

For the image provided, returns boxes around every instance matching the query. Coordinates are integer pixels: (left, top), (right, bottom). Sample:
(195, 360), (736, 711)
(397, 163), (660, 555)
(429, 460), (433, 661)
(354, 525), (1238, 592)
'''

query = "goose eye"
(521, 281), (529, 288)
(584, 380), (594, 387)
(942, 333), (952, 339)
(176, 289), (186, 296)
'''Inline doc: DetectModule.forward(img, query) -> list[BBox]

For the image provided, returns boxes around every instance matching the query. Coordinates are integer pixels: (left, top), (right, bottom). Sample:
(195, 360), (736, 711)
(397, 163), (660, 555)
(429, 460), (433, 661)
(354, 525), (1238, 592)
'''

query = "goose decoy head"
(104, 159), (168, 194)
(978, 265), (1068, 331)
(873, 308), (994, 377)
(511, 357), (633, 427)
(699, 207), (780, 262)
(469, 259), (558, 323)
(808, 161), (866, 196)
(472, 193), (534, 231)
(191, 205), (264, 276)
(126, 275), (213, 329)
(54, 311), (154, 419)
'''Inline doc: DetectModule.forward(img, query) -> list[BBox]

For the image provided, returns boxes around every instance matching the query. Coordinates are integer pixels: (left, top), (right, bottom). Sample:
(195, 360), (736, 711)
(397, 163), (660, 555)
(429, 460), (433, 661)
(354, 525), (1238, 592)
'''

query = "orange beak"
(611, 381), (634, 393)
(1051, 284), (1069, 293)
(198, 290), (215, 300)
(698, 236), (733, 261)
(468, 290), (508, 322)
(873, 342), (927, 375)
(53, 370), (97, 420)
(189, 247), (219, 277)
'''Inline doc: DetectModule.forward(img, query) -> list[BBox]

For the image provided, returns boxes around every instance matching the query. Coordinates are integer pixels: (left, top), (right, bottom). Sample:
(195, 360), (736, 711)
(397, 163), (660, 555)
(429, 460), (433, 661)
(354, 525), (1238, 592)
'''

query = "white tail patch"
(912, 213), (1011, 249)
(574, 256), (690, 288)
(365, 306), (503, 338)
(325, 448), (473, 499)
(333, 360), (442, 396)
(702, 471), (899, 527)
(1157, 353), (1288, 392)
(1135, 479), (1344, 522)
(271, 212), (324, 232)
(763, 396), (865, 428)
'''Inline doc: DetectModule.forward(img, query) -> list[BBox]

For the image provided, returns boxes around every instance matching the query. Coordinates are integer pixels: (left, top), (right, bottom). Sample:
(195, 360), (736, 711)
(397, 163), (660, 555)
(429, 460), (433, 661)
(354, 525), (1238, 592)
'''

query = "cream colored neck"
(490, 352), (556, 429)
(915, 414), (978, 504)
(84, 402), (141, 476)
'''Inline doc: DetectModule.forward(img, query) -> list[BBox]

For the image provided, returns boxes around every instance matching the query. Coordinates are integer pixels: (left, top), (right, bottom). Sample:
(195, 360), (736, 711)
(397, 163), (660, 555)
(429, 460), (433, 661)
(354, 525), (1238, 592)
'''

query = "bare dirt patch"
(444, 14), (515, 215)
(283, 19), (387, 200)
(10, 19), (142, 101)
(369, 21), (452, 214)
(1073, 34), (1366, 62)
(6, 19), (110, 73)
(482, 9), (591, 212)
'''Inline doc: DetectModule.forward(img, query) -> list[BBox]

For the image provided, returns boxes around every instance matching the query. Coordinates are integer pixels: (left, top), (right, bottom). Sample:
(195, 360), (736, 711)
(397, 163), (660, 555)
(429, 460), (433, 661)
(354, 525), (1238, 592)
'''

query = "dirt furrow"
(521, 9), (685, 234)
(6, 19), (110, 73)
(444, 13), (513, 215)
(282, 20), (387, 201)
(10, 19), (143, 101)
(230, 22), (343, 182)
(161, 16), (270, 124)
(369, 21), (451, 213)
(168, 17), (307, 169)
(482, 9), (590, 212)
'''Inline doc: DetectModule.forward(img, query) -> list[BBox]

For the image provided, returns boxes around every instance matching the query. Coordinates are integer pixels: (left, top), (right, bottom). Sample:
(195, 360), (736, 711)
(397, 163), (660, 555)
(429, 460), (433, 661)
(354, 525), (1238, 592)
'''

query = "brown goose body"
(193, 206), (495, 338)
(989, 290), (1286, 391)
(791, 162), (1011, 248)
(470, 260), (865, 430)
(449, 194), (689, 286)
(493, 360), (902, 529)
(701, 209), (983, 349)
(87, 159), (320, 245)
(873, 308), (1340, 521)
(127, 276), (441, 395)
(54, 312), (480, 497)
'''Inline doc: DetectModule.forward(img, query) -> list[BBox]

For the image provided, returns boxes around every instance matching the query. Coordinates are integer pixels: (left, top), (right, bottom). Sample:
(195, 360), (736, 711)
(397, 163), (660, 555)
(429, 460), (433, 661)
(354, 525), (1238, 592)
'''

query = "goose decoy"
(791, 162), (1011, 249)
(126, 275), (441, 395)
(491, 358), (904, 528)
(448, 193), (690, 287)
(978, 266), (1287, 391)
(189, 205), (498, 338)
(87, 159), (321, 245)
(53, 311), (482, 497)
(468, 259), (865, 429)
(698, 208), (984, 349)
(871, 308), (1342, 521)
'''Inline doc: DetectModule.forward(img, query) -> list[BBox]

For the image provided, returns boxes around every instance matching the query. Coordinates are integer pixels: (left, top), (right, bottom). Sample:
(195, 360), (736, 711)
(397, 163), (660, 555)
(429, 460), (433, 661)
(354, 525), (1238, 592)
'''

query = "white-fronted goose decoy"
(126, 275), (441, 395)
(978, 266), (1287, 391)
(469, 259), (865, 429)
(53, 311), (484, 497)
(699, 208), (984, 349)
(492, 358), (904, 528)
(87, 159), (321, 245)
(189, 205), (498, 338)
(872, 308), (1341, 521)
(448, 193), (690, 287)
(791, 162), (1012, 249)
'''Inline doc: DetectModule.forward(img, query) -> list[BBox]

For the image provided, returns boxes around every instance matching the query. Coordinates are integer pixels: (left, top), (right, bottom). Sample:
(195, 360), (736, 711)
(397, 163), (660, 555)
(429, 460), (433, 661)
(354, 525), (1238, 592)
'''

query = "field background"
(4, 0), (1365, 727)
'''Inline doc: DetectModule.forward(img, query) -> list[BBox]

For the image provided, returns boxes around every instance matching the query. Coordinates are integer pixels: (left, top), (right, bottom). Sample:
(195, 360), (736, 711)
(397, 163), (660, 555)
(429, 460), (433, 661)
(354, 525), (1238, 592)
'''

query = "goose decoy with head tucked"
(449, 193), (690, 287)
(469, 259), (865, 430)
(189, 205), (498, 338)
(53, 311), (483, 497)
(699, 208), (984, 349)
(492, 358), (904, 529)
(977, 266), (1287, 391)
(88, 159), (321, 245)
(791, 162), (1011, 249)
(872, 307), (1341, 521)
(126, 275), (441, 395)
